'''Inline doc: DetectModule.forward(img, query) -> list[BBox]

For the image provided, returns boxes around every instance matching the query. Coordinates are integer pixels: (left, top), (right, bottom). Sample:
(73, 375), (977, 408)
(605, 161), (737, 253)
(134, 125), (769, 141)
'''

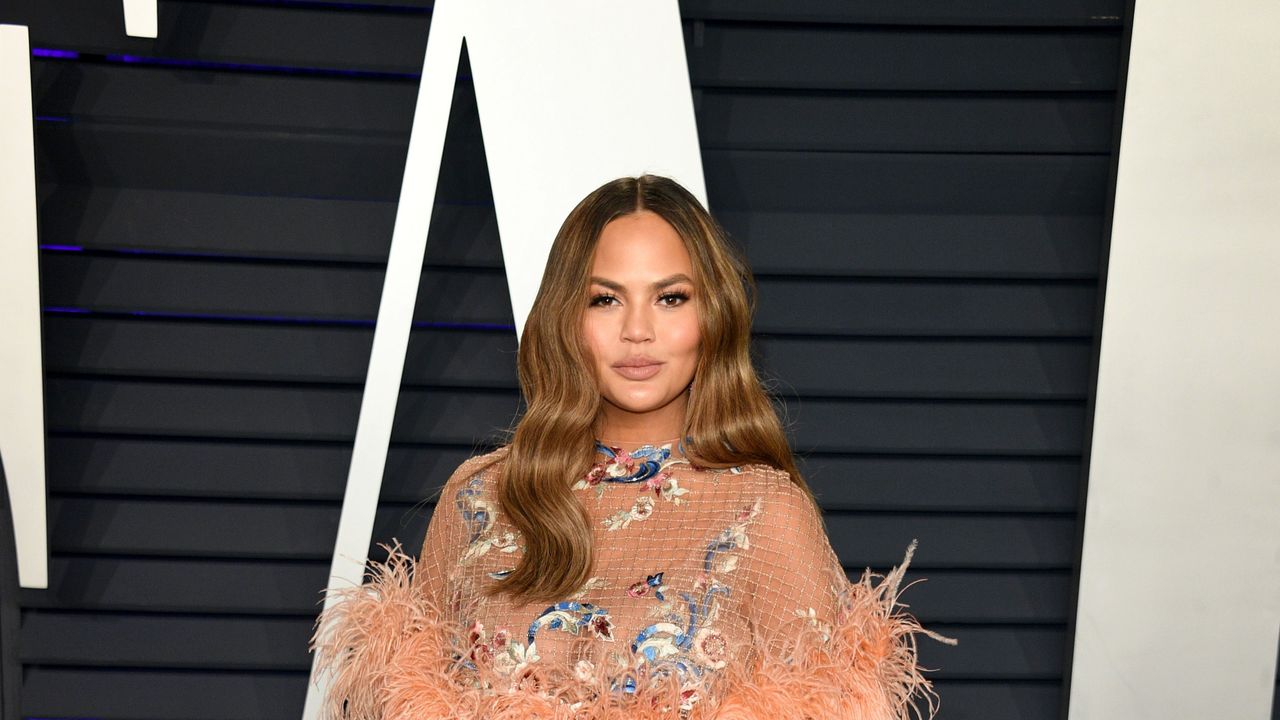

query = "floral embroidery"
(455, 474), (492, 543)
(691, 627), (728, 669)
(456, 473), (520, 566)
(464, 601), (616, 679)
(453, 468), (766, 714)
(602, 495), (655, 531)
(625, 498), (763, 706)
(795, 606), (834, 643)
(460, 530), (519, 565)
(467, 620), (535, 675)
(627, 572), (667, 601)
(649, 471), (691, 504)
(574, 441), (691, 506)
(528, 602), (615, 657)
(572, 576), (608, 600)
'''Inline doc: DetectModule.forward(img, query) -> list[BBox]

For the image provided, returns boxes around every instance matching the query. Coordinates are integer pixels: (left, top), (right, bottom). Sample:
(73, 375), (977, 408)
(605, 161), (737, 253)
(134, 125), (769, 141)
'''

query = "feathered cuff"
(712, 541), (957, 720)
(308, 541), (466, 720)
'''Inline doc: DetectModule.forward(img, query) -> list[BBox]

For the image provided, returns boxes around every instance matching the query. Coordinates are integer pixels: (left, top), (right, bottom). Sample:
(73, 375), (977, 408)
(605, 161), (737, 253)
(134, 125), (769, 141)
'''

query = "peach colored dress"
(309, 440), (947, 719)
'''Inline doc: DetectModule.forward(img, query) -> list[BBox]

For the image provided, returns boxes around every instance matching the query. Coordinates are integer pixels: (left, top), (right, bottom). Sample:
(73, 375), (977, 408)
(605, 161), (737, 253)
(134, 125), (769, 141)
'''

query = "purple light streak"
(31, 48), (79, 59)
(106, 53), (420, 80)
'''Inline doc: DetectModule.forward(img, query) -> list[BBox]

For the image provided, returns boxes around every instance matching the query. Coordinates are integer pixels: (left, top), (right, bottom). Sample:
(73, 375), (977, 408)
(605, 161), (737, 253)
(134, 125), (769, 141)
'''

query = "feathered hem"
(309, 541), (954, 720)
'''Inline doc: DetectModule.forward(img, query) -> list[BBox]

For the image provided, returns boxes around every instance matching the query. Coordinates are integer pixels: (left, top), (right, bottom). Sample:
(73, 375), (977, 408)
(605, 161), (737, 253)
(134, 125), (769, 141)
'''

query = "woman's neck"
(593, 397), (686, 452)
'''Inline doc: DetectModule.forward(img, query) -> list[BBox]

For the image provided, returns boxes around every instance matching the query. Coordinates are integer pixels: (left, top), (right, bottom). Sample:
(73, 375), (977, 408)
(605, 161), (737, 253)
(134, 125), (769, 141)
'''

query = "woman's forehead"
(592, 213), (692, 277)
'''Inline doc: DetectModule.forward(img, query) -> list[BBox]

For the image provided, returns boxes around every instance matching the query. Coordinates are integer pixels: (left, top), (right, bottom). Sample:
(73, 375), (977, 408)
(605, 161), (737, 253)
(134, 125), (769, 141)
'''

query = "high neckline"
(594, 436), (682, 453)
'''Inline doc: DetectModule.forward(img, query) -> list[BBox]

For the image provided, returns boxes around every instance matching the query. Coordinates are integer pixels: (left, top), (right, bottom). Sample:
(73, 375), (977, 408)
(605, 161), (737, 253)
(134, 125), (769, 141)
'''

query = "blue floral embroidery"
(455, 473), (518, 565)
(455, 474), (491, 543)
(591, 439), (689, 484)
(576, 441), (693, 508)
(527, 600), (615, 651)
(458, 602), (615, 677)
(628, 499), (763, 684)
(627, 572), (667, 601)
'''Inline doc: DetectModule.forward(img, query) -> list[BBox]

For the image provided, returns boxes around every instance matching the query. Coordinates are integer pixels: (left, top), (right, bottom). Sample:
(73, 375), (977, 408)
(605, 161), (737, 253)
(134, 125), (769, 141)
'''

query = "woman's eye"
(659, 292), (690, 307)
(590, 293), (619, 307)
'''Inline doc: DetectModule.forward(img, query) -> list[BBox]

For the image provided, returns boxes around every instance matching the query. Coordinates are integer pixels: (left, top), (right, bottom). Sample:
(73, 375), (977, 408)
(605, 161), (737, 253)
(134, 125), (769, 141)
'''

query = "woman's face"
(583, 210), (700, 430)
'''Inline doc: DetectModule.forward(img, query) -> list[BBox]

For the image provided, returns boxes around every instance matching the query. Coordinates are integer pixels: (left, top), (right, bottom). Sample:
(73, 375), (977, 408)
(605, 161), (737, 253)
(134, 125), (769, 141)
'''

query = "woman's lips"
(613, 362), (663, 380)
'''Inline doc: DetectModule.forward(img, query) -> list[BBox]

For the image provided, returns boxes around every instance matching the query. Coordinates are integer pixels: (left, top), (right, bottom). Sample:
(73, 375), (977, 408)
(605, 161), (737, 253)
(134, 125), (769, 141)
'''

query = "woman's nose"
(621, 305), (654, 343)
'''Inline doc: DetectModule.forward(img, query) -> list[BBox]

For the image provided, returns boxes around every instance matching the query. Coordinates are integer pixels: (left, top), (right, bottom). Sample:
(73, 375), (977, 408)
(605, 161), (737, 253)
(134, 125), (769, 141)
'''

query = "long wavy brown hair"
(478, 174), (815, 604)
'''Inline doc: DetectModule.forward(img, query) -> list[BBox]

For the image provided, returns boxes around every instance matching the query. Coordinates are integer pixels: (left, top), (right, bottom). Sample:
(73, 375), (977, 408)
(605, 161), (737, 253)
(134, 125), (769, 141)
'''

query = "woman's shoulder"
(718, 462), (823, 525)
(439, 444), (510, 494)
(458, 443), (511, 474)
(721, 461), (803, 497)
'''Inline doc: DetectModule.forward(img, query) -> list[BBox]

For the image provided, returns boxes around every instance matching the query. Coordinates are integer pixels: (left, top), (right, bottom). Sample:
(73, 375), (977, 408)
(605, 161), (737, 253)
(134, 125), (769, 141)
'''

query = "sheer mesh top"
(424, 440), (843, 685)
(310, 442), (945, 719)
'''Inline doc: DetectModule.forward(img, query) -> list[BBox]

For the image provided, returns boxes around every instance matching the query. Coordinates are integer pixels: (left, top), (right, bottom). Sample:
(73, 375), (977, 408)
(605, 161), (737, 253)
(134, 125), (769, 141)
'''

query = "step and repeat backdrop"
(0, 1), (1159, 718)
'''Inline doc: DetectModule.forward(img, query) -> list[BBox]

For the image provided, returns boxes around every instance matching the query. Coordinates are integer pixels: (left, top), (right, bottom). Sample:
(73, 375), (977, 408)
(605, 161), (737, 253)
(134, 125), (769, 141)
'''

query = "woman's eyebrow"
(589, 273), (693, 292)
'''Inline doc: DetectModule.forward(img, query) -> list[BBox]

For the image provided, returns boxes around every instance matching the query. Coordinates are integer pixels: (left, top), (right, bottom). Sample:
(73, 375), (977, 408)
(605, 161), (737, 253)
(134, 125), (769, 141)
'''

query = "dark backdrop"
(0, 1), (1130, 718)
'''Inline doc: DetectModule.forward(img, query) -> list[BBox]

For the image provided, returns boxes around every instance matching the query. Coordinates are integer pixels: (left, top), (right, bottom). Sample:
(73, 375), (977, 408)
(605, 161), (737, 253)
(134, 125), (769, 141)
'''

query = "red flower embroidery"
(590, 615), (614, 641)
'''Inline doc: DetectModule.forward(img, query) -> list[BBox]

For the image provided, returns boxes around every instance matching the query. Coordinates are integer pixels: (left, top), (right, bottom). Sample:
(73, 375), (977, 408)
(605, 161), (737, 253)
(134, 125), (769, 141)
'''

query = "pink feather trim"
(309, 541), (954, 720)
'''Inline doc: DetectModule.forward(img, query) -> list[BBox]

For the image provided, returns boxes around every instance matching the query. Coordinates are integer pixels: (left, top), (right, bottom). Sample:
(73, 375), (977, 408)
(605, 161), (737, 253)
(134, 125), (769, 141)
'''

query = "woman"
(309, 175), (951, 719)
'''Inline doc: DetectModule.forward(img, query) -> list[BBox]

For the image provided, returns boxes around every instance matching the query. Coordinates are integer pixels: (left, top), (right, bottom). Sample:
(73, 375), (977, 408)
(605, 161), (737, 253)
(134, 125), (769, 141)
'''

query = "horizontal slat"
(36, 185), (495, 265)
(822, 513), (1077, 569)
(20, 610), (1057, 679)
(35, 121), (423, 202)
(903, 571), (1073, 623)
(707, 151), (1111, 214)
(22, 0), (431, 74)
(20, 611), (309, 670)
(44, 378), (1082, 454)
(756, 278), (1095, 337)
(42, 317), (1090, 400)
(802, 455), (1080, 512)
(37, 183), (1104, 279)
(720, 212), (1103, 280)
(19, 671), (1062, 720)
(920, 625), (1065, 680)
(23, 556), (1070, 625)
(47, 496), (1074, 568)
(791, 399), (1085, 455)
(688, 25), (1120, 91)
(42, 317), (519, 387)
(680, 0), (1122, 26)
(40, 255), (516, 326)
(45, 436), (1078, 513)
(44, 380), (520, 442)
(928, 681), (1062, 720)
(45, 437), (474, 502)
(697, 90), (1115, 153)
(24, 557), (332, 615)
(40, 255), (1094, 336)
(22, 667), (304, 720)
(32, 60), (420, 133)
(758, 337), (1091, 398)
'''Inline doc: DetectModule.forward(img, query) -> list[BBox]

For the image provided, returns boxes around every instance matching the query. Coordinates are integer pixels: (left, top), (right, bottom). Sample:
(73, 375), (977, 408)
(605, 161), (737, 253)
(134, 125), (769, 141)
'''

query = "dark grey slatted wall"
(0, 0), (1125, 717)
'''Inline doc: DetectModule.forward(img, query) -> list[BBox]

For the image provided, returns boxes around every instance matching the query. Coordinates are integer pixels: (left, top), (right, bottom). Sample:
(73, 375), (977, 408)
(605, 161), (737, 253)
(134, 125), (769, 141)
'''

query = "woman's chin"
(603, 389), (680, 414)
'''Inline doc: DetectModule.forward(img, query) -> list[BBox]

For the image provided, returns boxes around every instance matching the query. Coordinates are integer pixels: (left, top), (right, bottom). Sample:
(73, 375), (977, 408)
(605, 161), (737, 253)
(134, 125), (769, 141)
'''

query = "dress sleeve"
(307, 455), (489, 720)
(716, 474), (953, 720)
